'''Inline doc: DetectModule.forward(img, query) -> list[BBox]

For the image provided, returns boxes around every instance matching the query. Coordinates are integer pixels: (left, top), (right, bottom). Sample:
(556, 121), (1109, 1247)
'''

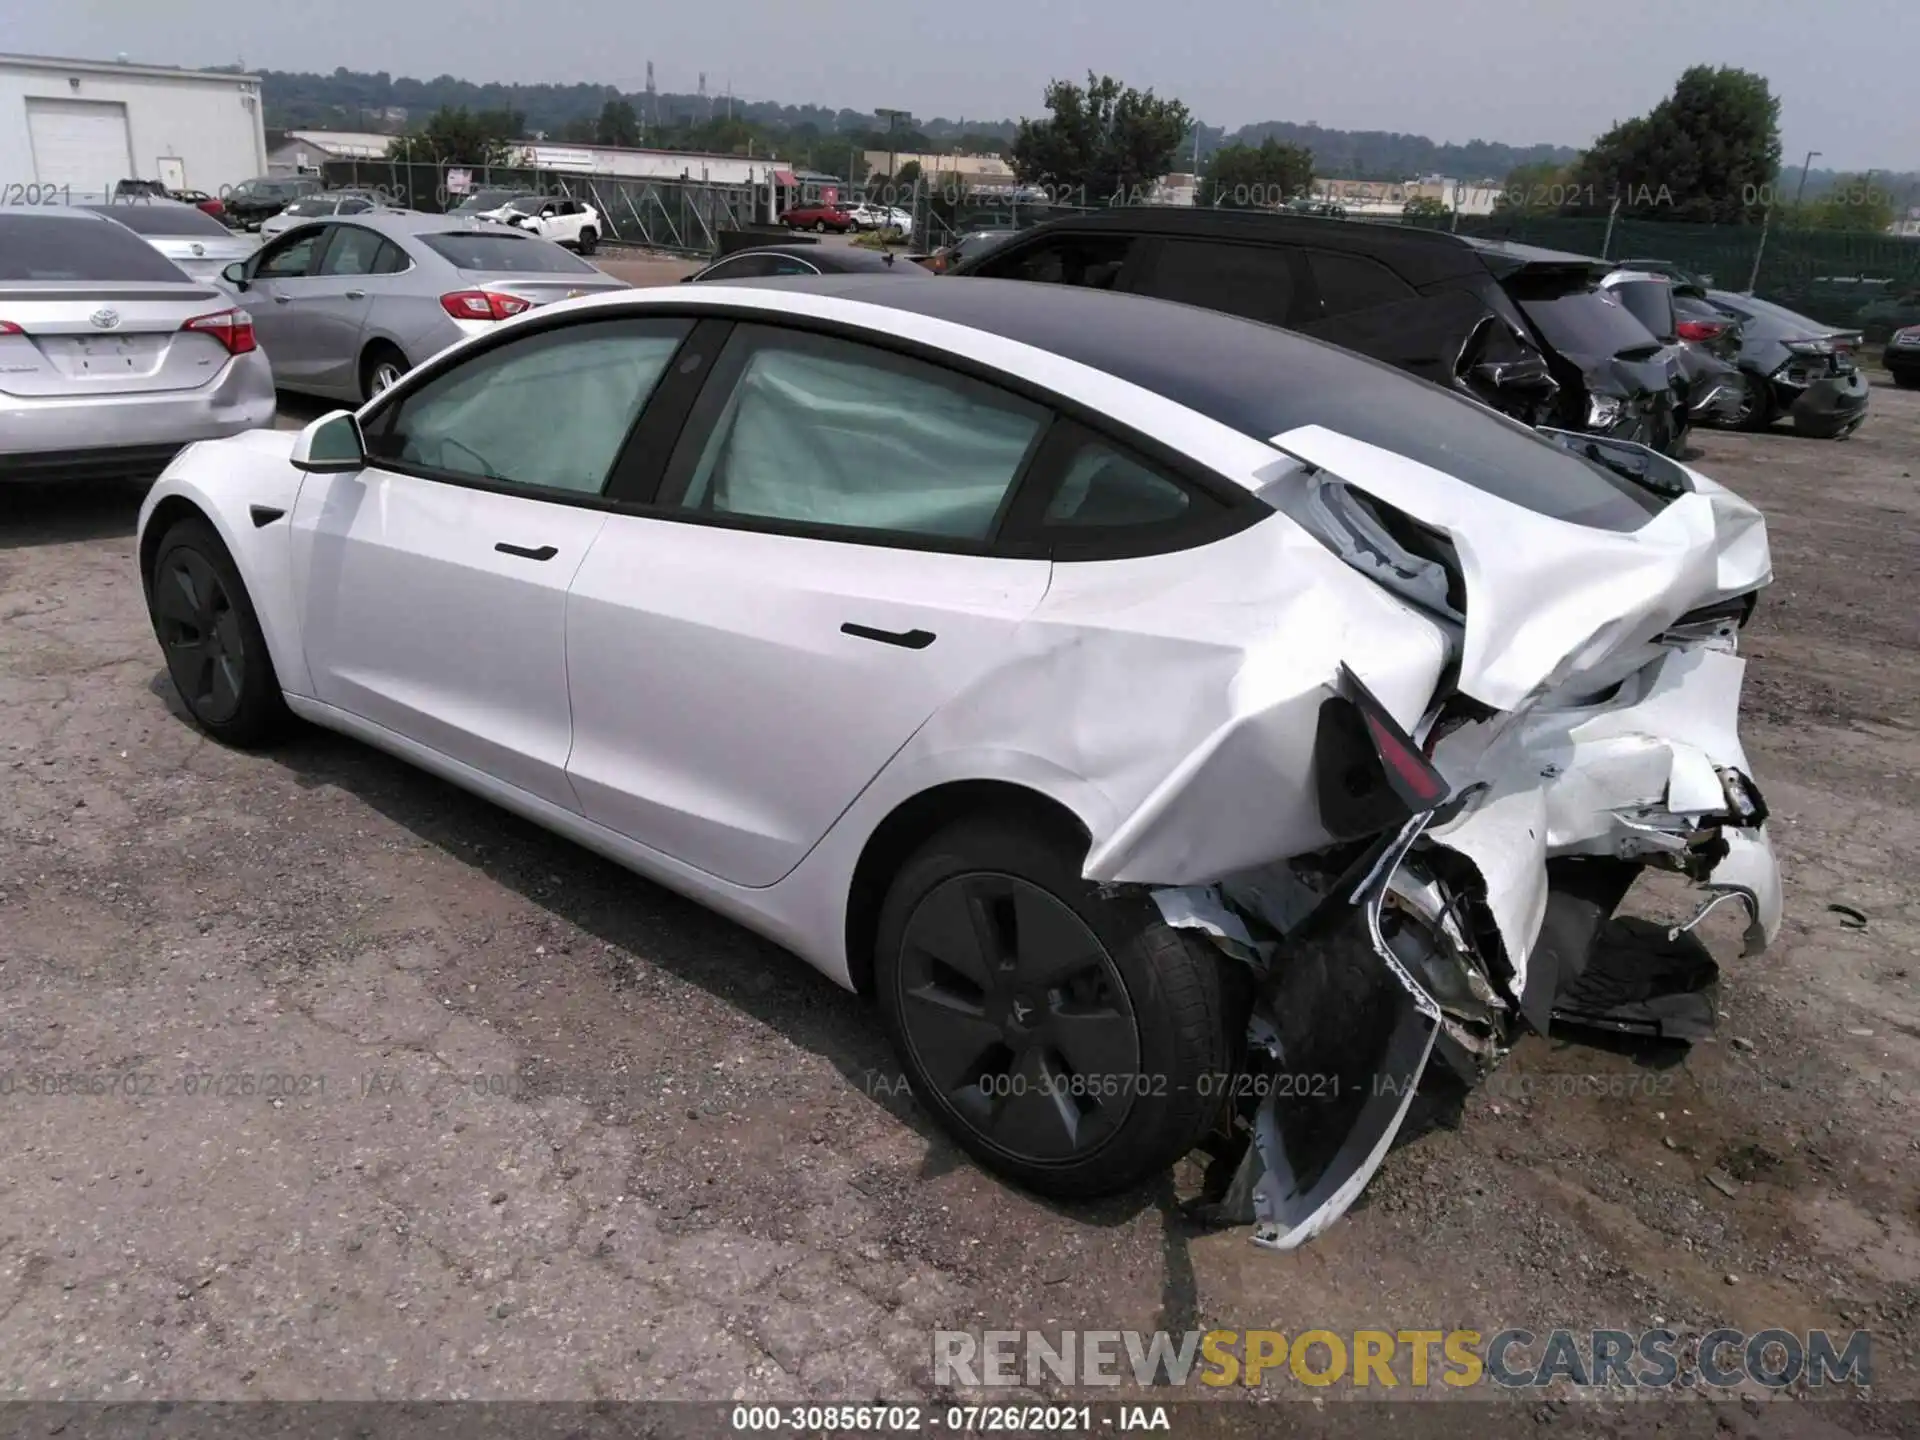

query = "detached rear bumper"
(0, 351), (276, 479)
(1781, 370), (1869, 437)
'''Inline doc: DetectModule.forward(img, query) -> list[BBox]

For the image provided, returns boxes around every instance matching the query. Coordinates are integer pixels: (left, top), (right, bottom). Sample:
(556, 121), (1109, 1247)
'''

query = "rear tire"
(146, 516), (288, 748)
(1892, 370), (1920, 390)
(1735, 377), (1776, 431)
(577, 227), (598, 256)
(875, 811), (1242, 1199)
(814, 220), (828, 233)
(360, 342), (409, 402)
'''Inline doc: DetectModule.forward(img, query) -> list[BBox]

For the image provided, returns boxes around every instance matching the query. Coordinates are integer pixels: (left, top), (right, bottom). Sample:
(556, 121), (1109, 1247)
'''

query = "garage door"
(26, 98), (134, 194)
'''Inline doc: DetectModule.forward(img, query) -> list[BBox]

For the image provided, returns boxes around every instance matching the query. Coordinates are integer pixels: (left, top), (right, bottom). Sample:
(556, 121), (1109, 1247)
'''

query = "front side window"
(366, 318), (691, 495)
(255, 229), (325, 279)
(669, 326), (1047, 541)
(980, 233), (1133, 289)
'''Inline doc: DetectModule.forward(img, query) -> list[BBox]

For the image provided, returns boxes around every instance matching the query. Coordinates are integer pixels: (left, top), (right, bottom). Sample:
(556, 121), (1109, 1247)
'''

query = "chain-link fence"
(316, 159), (764, 257)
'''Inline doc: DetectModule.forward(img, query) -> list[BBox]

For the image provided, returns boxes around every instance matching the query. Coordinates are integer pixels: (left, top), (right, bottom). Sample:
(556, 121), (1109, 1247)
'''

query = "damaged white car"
(133, 276), (1780, 1245)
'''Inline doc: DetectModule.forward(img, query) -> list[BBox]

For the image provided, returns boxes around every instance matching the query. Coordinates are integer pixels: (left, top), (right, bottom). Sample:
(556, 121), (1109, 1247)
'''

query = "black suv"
(950, 208), (1687, 453)
(220, 175), (325, 231)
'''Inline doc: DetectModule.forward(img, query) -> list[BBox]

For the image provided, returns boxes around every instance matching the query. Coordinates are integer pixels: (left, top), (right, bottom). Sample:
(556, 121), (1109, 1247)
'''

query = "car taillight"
(0, 321), (21, 335)
(182, 307), (255, 355)
(440, 290), (532, 321)
(1675, 319), (1725, 342)
(1313, 664), (1450, 842)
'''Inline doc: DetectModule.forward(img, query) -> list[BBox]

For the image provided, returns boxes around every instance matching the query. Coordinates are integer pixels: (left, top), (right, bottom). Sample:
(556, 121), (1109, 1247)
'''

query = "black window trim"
(349, 297), (1267, 552)
(355, 312), (699, 511)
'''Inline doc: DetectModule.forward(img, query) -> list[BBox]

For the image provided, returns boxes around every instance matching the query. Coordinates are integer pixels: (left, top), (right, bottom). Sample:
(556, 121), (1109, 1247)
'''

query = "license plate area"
(41, 333), (168, 378)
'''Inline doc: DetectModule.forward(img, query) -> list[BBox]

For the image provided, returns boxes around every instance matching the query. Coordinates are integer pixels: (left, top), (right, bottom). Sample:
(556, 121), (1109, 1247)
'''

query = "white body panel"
(134, 282), (1782, 1004)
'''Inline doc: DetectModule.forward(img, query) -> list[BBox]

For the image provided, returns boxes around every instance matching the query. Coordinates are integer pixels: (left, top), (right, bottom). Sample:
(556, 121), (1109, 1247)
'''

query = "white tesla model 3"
(136, 276), (1782, 1247)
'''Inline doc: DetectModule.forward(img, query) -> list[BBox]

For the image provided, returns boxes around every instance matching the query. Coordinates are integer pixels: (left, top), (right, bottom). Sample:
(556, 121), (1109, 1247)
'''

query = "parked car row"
(942, 208), (1875, 446)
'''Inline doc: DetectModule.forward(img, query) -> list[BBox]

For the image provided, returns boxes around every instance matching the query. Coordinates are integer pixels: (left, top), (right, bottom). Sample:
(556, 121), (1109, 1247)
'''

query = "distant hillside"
(255, 66), (1588, 178)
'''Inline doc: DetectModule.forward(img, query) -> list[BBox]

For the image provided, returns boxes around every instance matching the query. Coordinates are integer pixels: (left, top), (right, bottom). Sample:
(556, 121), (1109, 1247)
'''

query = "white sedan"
(134, 277), (1782, 1245)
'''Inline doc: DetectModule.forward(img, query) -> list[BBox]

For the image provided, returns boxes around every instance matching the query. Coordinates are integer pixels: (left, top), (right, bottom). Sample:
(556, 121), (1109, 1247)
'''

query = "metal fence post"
(1746, 205), (1772, 294)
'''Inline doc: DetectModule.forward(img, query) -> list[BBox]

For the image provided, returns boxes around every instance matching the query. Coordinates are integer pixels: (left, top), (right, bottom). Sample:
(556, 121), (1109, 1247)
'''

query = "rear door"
(298, 222), (386, 393)
(563, 321), (1055, 887)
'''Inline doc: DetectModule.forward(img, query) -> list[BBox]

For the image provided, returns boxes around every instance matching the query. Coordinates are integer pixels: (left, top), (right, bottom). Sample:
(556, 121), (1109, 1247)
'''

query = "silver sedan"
(0, 207), (276, 481)
(217, 210), (628, 402)
(79, 198), (259, 283)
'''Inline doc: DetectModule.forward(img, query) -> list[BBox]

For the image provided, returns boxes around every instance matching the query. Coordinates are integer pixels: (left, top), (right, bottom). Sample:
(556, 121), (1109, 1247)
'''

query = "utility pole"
(876, 107), (912, 197)
(1794, 150), (1822, 209)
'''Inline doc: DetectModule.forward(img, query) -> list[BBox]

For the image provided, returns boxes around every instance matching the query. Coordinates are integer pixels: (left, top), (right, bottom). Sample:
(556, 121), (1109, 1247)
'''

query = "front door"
(564, 322), (1055, 887)
(236, 224), (331, 387)
(290, 313), (695, 808)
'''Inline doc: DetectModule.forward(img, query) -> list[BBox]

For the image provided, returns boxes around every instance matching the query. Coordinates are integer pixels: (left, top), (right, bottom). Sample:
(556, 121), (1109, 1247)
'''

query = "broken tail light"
(1675, 319), (1726, 343)
(1313, 664), (1451, 842)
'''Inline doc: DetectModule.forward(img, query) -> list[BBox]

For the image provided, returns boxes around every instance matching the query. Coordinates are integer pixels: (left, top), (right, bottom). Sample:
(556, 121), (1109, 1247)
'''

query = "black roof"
(964, 206), (1605, 285)
(727, 274), (1424, 439)
(724, 245), (926, 275)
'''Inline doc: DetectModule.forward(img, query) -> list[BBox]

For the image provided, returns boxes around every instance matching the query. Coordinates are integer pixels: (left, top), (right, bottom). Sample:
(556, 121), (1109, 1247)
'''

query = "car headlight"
(1587, 393), (1626, 428)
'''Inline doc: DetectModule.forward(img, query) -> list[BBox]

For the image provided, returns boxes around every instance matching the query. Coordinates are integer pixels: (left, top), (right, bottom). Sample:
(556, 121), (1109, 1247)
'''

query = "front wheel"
(813, 220), (828, 233)
(875, 813), (1241, 1199)
(146, 517), (288, 747)
(577, 227), (597, 256)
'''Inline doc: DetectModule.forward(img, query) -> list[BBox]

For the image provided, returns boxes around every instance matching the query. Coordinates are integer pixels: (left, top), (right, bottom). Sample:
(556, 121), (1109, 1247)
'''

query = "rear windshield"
(84, 203), (231, 237)
(1606, 279), (1675, 340)
(1274, 366), (1664, 531)
(419, 231), (598, 273)
(0, 214), (187, 282)
(1522, 289), (1661, 358)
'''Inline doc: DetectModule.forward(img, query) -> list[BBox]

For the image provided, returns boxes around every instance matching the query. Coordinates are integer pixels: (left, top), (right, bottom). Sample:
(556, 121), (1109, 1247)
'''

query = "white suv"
(475, 194), (602, 254)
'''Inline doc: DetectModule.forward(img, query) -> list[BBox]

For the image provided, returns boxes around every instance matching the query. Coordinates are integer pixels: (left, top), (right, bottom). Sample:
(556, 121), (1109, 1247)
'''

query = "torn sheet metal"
(1266, 424), (1772, 712)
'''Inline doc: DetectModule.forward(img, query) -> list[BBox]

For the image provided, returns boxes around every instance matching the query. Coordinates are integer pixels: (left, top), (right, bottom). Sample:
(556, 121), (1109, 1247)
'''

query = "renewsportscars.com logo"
(933, 1328), (1873, 1391)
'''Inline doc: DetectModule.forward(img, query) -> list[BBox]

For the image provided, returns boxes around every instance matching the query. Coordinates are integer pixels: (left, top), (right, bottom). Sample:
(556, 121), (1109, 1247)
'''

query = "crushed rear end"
(1091, 418), (1778, 1248)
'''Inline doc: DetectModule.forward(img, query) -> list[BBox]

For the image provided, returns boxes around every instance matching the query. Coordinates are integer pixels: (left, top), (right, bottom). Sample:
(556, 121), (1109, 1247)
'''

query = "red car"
(781, 200), (856, 233)
(170, 189), (226, 220)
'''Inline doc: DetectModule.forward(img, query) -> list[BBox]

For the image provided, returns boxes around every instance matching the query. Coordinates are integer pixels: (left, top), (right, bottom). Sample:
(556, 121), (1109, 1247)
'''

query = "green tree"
(1492, 159), (1571, 213)
(894, 159), (922, 189)
(1010, 73), (1191, 204)
(1786, 173), (1896, 232)
(393, 106), (524, 165)
(1563, 65), (1781, 223)
(595, 98), (640, 148)
(1197, 138), (1313, 208)
(1403, 195), (1451, 222)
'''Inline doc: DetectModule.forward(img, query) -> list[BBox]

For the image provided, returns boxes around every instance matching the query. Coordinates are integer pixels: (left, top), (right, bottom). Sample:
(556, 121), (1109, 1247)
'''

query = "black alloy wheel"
(147, 518), (287, 746)
(875, 813), (1240, 1199)
(894, 872), (1144, 1163)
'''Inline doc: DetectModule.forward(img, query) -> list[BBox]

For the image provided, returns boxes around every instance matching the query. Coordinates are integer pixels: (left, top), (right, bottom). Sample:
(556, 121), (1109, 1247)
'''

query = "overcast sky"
(15, 0), (1916, 171)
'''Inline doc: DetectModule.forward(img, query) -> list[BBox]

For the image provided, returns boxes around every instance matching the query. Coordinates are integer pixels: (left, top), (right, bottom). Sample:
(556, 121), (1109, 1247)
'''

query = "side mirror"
(222, 261), (249, 289)
(290, 411), (366, 474)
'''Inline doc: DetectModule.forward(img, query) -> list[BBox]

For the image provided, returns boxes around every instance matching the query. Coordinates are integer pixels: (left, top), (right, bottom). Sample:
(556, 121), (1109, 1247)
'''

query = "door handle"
(841, 622), (935, 650)
(344, 289), (366, 299)
(495, 542), (558, 561)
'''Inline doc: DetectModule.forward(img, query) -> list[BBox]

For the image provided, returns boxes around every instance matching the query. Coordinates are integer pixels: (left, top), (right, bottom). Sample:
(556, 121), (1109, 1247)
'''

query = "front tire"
(146, 516), (288, 748)
(875, 812), (1241, 1199)
(577, 227), (597, 256)
(814, 220), (828, 233)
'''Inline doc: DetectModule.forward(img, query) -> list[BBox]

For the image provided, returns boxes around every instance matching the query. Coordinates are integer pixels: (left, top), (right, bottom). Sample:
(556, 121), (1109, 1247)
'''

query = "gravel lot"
(1, 302), (1916, 1429)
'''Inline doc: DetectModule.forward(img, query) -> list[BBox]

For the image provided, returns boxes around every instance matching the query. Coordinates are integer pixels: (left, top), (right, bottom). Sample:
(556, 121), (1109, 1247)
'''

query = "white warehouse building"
(0, 52), (268, 197)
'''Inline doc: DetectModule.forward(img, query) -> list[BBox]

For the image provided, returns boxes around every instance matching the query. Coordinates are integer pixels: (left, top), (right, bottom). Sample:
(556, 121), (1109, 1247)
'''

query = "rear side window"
(0, 214), (185, 282)
(1043, 439), (1191, 528)
(419, 232), (598, 274)
(666, 325), (1047, 542)
(1141, 240), (1296, 328)
(1607, 279), (1675, 341)
(1304, 249), (1416, 320)
(977, 234), (1133, 289)
(84, 203), (231, 237)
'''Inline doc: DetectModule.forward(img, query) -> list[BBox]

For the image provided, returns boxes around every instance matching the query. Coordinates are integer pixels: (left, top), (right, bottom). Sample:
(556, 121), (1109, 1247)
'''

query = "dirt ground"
(1, 327), (1916, 1432)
